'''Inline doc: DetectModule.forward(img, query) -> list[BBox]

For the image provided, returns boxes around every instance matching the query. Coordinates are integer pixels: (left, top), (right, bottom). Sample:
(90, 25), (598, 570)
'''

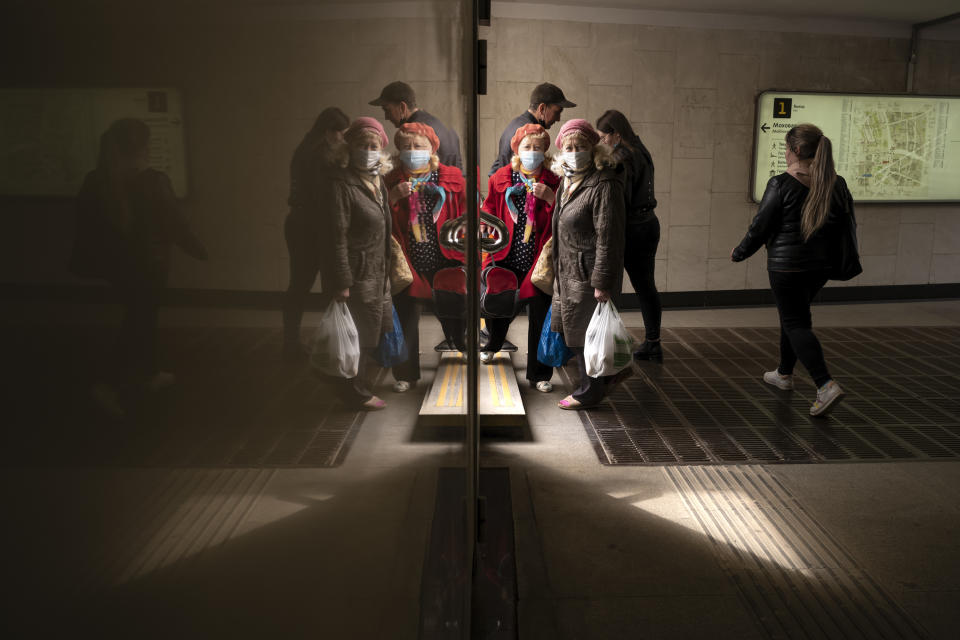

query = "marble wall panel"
(674, 28), (718, 89)
(667, 226), (709, 291)
(709, 194), (753, 259)
(631, 50), (676, 124)
(670, 159), (712, 226)
(895, 224), (935, 285)
(707, 258), (747, 291)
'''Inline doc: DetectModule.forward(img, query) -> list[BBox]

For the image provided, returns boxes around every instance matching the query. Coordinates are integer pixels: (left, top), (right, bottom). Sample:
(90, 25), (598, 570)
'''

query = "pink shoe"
(362, 396), (387, 411)
(558, 395), (583, 410)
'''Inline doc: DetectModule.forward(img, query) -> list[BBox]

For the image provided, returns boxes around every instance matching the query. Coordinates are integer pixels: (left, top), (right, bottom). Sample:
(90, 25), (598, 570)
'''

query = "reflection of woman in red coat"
(385, 122), (466, 393)
(481, 124), (560, 392)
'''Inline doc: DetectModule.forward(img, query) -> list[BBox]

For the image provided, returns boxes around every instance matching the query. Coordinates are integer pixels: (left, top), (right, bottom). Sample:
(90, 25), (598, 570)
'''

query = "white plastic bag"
(583, 300), (636, 377)
(310, 300), (360, 378)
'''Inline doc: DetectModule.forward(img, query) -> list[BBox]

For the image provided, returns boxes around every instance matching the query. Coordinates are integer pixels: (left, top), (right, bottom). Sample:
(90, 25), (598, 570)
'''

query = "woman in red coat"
(385, 122), (466, 393)
(481, 123), (560, 392)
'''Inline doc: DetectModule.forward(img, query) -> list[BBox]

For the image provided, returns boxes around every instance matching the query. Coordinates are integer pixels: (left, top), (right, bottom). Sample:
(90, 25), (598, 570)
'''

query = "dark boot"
(633, 340), (663, 363)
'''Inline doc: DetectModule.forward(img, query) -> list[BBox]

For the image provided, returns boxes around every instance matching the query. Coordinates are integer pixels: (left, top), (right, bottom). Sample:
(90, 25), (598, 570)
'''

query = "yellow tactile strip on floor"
(667, 465), (928, 639)
(569, 327), (960, 465)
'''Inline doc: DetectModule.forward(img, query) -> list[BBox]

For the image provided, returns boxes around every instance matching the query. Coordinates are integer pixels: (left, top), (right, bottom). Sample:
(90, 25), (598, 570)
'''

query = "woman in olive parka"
(549, 119), (626, 410)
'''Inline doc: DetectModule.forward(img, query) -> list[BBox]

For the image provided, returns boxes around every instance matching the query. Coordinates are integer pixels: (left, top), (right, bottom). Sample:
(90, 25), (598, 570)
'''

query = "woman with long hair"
(549, 119), (626, 410)
(283, 107), (350, 360)
(596, 109), (663, 362)
(71, 118), (208, 416)
(732, 123), (854, 416)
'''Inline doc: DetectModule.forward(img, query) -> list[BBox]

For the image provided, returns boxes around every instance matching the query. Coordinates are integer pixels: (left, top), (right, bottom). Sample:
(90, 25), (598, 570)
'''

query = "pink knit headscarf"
(554, 118), (600, 149)
(345, 117), (388, 148)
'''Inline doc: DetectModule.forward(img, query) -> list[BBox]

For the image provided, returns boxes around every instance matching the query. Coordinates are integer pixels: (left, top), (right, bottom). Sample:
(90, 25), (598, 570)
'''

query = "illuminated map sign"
(0, 88), (187, 198)
(752, 91), (960, 203)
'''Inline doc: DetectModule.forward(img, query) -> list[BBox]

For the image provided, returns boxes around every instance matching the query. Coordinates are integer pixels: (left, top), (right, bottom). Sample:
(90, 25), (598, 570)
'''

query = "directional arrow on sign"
(760, 122), (770, 133)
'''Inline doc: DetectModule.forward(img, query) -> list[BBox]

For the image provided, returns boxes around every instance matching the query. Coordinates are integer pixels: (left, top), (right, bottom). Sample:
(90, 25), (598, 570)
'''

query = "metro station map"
(841, 100), (940, 198)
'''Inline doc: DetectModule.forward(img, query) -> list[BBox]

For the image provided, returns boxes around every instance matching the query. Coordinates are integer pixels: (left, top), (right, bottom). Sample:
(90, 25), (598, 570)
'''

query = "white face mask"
(351, 148), (381, 173)
(401, 149), (432, 171)
(562, 150), (591, 172)
(519, 150), (544, 171)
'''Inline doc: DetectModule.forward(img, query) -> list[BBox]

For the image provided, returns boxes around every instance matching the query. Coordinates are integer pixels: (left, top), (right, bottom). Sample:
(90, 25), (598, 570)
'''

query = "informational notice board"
(0, 87), (187, 198)
(752, 91), (960, 203)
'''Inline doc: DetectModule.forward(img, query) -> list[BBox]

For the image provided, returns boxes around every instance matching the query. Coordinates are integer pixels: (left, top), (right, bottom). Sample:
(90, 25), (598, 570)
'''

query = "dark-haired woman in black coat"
(282, 107), (350, 360)
(596, 109), (663, 363)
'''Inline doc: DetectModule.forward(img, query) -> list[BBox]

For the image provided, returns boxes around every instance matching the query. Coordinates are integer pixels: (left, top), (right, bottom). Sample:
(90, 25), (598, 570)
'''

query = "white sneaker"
(479, 351), (494, 364)
(147, 372), (176, 392)
(763, 370), (794, 391)
(535, 381), (553, 393)
(392, 380), (411, 393)
(810, 380), (845, 417)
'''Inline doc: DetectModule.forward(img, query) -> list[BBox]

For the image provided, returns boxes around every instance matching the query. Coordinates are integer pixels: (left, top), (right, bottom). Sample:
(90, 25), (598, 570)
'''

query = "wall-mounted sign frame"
(0, 87), (187, 198)
(752, 90), (960, 204)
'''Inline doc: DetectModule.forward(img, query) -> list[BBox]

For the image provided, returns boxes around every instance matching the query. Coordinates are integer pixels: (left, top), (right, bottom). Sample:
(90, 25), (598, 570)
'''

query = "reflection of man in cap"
(370, 81), (463, 170)
(489, 82), (575, 175)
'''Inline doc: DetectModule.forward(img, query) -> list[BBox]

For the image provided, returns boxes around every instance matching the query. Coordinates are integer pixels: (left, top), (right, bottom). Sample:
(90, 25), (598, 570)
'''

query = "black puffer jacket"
(732, 173), (854, 272)
(613, 139), (657, 224)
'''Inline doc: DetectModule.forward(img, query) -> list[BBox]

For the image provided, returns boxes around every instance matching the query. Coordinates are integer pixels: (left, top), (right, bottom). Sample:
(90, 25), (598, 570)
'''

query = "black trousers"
(768, 270), (832, 387)
(283, 214), (320, 345)
(117, 282), (162, 383)
(484, 289), (553, 383)
(622, 216), (662, 342)
(569, 347), (613, 406)
(392, 293), (422, 383)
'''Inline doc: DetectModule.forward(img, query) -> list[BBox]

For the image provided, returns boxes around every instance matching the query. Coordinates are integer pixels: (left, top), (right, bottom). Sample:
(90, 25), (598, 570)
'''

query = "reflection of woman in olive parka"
(320, 117), (393, 411)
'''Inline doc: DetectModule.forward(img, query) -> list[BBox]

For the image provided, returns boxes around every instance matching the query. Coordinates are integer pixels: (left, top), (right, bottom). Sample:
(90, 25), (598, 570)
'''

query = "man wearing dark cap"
(371, 81), (463, 170)
(489, 82), (575, 175)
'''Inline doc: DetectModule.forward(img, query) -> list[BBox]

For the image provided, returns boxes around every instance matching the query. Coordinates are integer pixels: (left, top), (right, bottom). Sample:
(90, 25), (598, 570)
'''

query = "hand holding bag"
(583, 300), (636, 378)
(530, 236), (554, 295)
(537, 306), (572, 368)
(310, 300), (361, 378)
(374, 305), (408, 368)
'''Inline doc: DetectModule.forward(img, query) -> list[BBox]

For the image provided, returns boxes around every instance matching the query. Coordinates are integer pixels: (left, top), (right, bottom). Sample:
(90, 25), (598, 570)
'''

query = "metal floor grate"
(568, 326), (960, 465)
(2, 326), (369, 468)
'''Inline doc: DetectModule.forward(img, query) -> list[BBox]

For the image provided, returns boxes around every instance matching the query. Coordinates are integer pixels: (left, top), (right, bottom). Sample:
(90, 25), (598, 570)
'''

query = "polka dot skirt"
(408, 171), (459, 277)
(499, 171), (537, 277)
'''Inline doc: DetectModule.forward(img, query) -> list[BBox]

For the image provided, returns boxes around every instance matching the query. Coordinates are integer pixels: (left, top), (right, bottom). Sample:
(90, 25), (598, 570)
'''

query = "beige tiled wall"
(1, 10), (466, 293)
(3, 8), (959, 294)
(480, 19), (960, 293)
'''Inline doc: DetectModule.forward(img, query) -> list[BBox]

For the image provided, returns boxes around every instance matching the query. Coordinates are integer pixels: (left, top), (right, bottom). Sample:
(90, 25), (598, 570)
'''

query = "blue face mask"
(519, 150), (544, 171)
(401, 149), (432, 171)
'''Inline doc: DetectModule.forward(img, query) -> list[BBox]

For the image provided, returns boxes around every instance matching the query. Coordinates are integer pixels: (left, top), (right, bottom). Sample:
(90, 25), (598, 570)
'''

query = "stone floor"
(1, 299), (959, 639)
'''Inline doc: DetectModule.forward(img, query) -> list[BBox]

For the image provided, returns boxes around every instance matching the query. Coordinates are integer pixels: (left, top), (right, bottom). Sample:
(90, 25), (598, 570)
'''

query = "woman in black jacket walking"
(731, 123), (853, 417)
(72, 118), (208, 416)
(597, 110), (663, 362)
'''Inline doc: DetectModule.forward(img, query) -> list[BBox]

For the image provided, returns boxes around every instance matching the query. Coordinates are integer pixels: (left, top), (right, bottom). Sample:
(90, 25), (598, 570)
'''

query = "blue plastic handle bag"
(374, 305), (409, 368)
(537, 306), (573, 368)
